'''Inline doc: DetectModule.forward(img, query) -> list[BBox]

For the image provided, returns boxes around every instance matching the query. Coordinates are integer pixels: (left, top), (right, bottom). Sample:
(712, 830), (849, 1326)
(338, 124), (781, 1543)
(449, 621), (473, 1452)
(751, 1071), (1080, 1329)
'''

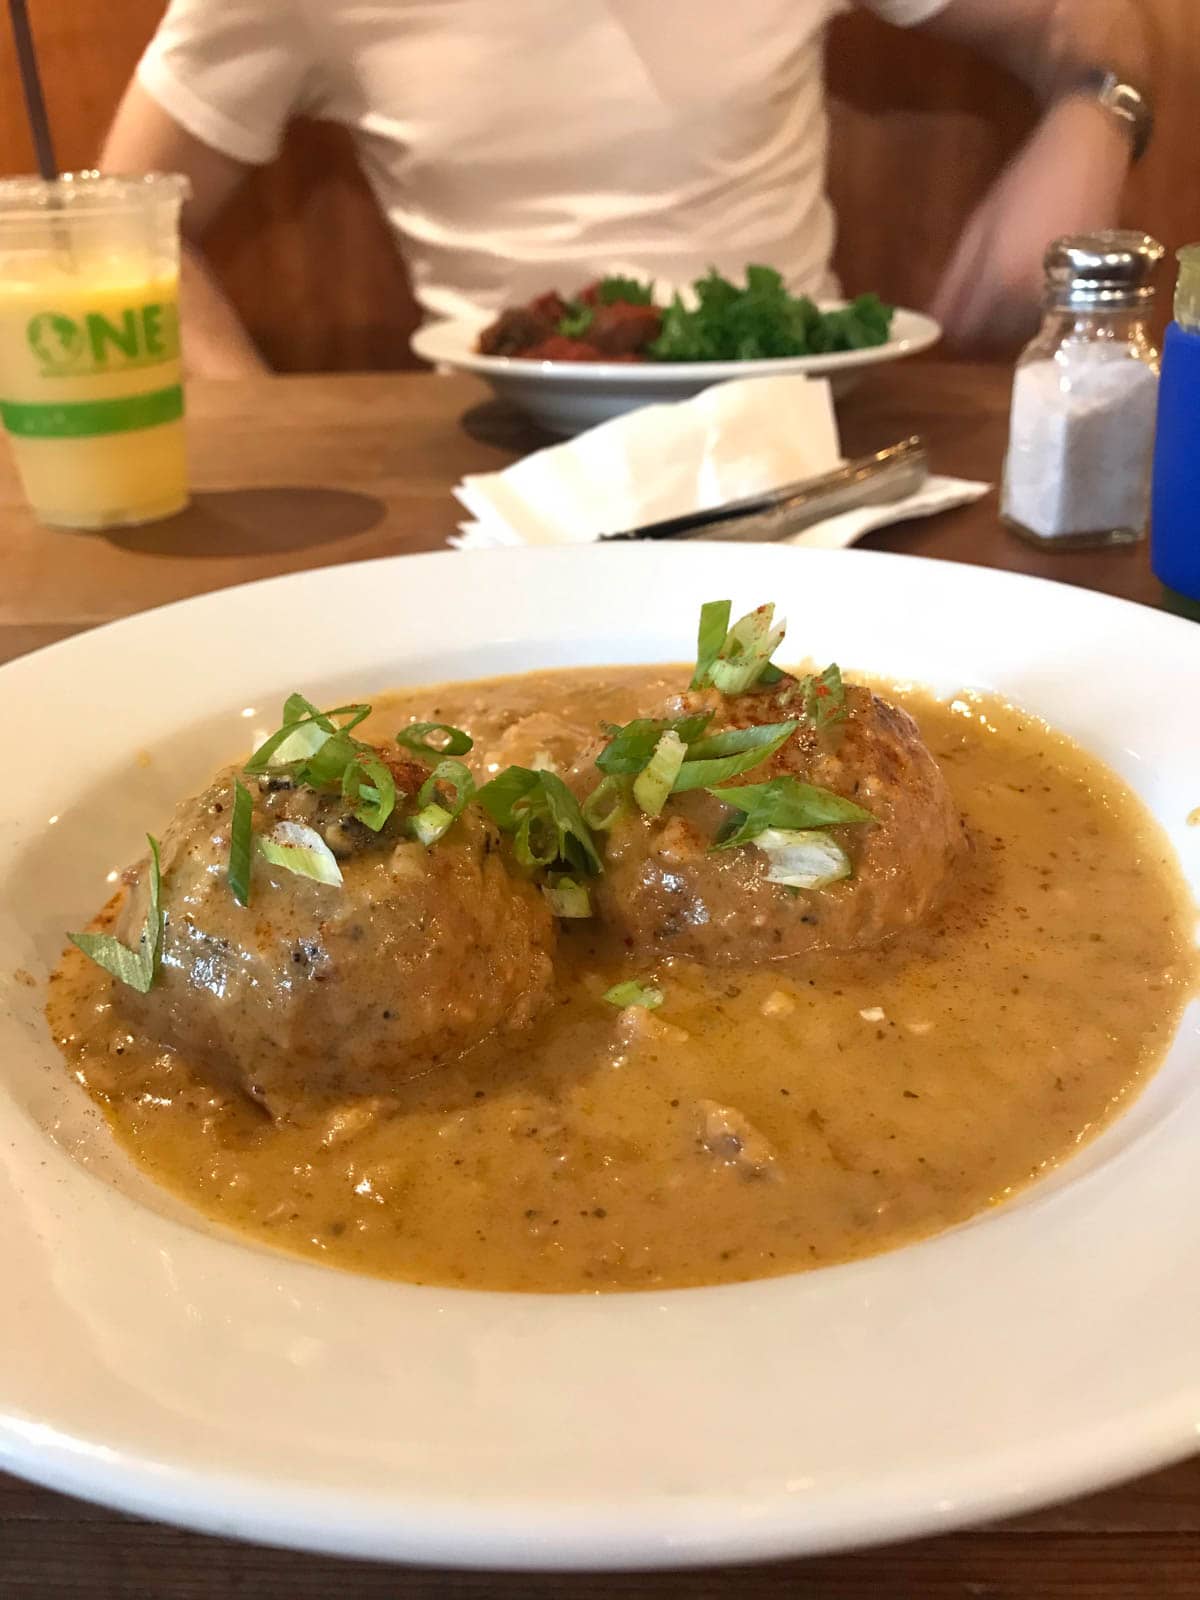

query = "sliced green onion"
(797, 663), (847, 733)
(672, 719), (798, 792)
(709, 605), (787, 695)
(302, 729), (362, 790)
(69, 834), (164, 994)
(244, 697), (370, 775)
(540, 771), (602, 874)
(709, 775), (873, 850)
(411, 803), (454, 847)
(690, 599), (732, 689)
(477, 767), (602, 876)
(596, 711), (712, 775)
(543, 874), (592, 918)
(396, 721), (474, 758)
(411, 758), (475, 846)
(342, 751), (396, 832)
(755, 828), (852, 889)
(258, 821), (344, 887)
(227, 779), (255, 906)
(582, 774), (631, 831)
(603, 979), (664, 1010)
(633, 730), (686, 817)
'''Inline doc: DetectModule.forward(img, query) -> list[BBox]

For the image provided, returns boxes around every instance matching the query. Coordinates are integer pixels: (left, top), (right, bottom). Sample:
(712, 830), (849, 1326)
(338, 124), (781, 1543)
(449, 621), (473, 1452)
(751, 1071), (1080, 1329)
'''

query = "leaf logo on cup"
(26, 312), (85, 374)
(26, 302), (180, 377)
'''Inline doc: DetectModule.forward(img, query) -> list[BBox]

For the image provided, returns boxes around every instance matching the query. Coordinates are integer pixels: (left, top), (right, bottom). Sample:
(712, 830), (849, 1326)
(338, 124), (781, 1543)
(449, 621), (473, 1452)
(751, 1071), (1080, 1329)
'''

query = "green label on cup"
(0, 384), (184, 438)
(26, 303), (181, 377)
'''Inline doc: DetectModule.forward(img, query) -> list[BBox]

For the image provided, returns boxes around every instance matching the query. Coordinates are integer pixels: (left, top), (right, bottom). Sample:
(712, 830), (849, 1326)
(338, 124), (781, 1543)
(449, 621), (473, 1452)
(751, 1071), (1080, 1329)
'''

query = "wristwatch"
(1075, 68), (1155, 162)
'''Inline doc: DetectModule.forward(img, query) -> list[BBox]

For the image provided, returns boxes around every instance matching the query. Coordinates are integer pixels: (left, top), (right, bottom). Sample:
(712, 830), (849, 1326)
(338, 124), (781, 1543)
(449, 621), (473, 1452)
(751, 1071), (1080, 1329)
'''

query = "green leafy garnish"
(411, 759), (475, 847)
(557, 302), (594, 338)
(595, 275), (655, 306)
(342, 751), (396, 833)
(395, 722), (473, 759)
(633, 730), (687, 818)
(708, 776), (873, 850)
(690, 601), (786, 695)
(258, 821), (344, 887)
(650, 267), (893, 363)
(477, 767), (602, 876)
(70, 835), (163, 994)
(672, 719), (798, 792)
(227, 779), (255, 906)
(596, 711), (713, 775)
(754, 828), (852, 889)
(603, 979), (664, 1010)
(543, 874), (592, 919)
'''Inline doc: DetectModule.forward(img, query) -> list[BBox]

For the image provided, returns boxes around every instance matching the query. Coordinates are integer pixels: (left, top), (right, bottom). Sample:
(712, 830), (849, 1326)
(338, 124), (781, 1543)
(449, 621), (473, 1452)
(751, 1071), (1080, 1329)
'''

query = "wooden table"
(4, 365), (1198, 1598)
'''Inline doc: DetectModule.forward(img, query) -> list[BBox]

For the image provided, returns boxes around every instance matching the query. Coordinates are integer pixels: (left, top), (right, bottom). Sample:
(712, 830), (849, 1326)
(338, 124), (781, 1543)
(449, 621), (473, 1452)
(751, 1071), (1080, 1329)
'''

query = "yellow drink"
(0, 174), (190, 529)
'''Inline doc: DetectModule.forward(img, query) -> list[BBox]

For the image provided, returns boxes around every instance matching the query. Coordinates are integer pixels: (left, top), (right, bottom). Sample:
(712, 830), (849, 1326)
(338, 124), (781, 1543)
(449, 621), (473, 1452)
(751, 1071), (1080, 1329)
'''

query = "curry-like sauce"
(48, 670), (1197, 1292)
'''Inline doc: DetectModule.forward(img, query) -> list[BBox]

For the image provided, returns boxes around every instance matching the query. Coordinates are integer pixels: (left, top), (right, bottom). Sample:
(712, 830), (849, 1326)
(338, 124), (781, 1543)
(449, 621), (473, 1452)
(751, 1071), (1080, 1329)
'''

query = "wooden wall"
(2, 0), (1195, 371)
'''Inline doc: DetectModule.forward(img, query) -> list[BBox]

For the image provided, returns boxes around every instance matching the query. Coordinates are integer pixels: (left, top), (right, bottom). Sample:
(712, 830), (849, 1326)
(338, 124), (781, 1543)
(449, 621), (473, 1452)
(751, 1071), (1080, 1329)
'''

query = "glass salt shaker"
(1001, 231), (1164, 549)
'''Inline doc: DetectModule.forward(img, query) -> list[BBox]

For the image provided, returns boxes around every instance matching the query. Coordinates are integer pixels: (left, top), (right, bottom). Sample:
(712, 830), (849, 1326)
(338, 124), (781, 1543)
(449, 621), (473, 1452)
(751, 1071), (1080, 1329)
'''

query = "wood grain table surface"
(3, 364), (1197, 1599)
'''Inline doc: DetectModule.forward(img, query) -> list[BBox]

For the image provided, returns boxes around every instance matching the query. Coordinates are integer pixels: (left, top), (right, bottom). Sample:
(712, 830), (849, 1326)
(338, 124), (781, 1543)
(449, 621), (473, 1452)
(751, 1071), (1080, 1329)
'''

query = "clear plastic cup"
(0, 171), (190, 529)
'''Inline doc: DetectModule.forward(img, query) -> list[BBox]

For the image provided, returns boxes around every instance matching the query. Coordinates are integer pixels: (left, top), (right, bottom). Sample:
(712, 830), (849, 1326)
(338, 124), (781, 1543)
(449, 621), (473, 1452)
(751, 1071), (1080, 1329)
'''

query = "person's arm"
(914, 0), (1155, 350)
(101, 80), (270, 377)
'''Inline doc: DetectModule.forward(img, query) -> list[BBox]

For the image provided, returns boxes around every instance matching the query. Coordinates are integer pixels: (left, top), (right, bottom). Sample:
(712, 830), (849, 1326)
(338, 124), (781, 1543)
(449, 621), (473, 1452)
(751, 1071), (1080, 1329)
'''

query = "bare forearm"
(928, 0), (1153, 105)
(178, 244), (270, 378)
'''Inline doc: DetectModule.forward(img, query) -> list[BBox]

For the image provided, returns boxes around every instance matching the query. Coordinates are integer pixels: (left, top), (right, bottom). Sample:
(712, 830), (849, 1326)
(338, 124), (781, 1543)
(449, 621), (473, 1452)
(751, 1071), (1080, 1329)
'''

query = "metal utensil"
(600, 436), (927, 543)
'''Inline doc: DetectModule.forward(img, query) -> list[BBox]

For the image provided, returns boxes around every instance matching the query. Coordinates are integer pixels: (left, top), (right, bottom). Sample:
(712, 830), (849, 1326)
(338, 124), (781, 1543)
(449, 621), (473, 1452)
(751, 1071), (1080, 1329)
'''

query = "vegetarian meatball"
(113, 748), (556, 1115)
(594, 681), (964, 964)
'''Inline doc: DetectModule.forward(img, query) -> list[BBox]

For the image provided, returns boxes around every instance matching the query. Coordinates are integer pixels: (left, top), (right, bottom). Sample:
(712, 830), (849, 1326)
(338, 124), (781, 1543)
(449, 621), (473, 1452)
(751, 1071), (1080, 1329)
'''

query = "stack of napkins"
(452, 375), (989, 550)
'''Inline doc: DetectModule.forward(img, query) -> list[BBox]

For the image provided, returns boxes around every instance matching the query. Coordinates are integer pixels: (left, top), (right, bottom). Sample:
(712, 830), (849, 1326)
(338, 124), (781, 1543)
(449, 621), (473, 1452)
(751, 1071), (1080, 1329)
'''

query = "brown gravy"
(48, 669), (1197, 1292)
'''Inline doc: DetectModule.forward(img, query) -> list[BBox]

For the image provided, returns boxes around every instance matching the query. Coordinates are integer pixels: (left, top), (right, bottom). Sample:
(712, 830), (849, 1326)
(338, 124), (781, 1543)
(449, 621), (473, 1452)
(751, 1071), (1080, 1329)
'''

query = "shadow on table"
(99, 486), (387, 558)
(459, 398), (556, 455)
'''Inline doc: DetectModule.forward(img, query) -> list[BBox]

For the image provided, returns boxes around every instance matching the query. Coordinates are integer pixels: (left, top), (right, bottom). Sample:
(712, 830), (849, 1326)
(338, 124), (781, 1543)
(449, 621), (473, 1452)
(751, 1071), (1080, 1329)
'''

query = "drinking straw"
(8, 0), (58, 180)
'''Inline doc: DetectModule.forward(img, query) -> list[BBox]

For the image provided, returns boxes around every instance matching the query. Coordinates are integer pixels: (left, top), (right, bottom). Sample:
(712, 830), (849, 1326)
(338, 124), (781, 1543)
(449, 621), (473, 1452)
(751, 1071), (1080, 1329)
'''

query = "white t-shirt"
(138, 0), (951, 324)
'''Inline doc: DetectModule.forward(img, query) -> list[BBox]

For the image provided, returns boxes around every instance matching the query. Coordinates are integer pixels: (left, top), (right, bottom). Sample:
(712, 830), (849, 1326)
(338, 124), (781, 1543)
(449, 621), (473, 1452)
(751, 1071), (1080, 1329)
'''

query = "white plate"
(412, 306), (941, 434)
(2, 545), (1199, 1570)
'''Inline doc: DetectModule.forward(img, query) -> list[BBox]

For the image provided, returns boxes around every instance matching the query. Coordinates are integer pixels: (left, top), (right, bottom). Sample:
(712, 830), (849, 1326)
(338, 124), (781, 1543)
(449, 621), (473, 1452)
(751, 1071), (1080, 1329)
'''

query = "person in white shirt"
(101, 0), (1156, 376)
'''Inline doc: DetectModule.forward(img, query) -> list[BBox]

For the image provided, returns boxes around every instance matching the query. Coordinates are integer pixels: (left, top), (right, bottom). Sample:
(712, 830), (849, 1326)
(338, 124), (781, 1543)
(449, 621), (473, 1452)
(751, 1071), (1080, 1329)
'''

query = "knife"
(599, 436), (927, 543)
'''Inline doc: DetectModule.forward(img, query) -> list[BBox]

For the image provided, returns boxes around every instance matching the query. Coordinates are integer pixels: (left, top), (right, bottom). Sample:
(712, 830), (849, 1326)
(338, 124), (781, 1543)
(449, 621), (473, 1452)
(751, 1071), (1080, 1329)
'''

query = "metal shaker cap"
(1044, 230), (1165, 309)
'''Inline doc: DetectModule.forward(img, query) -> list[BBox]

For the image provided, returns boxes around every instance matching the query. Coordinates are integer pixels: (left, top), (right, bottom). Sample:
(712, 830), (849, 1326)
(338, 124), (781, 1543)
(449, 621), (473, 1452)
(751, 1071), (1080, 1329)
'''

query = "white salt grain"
(1002, 346), (1158, 540)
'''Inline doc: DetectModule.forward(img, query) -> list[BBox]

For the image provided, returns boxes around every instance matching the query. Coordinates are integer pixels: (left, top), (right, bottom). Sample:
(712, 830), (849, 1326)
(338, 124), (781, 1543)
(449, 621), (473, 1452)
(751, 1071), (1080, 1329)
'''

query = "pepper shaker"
(1001, 231), (1164, 549)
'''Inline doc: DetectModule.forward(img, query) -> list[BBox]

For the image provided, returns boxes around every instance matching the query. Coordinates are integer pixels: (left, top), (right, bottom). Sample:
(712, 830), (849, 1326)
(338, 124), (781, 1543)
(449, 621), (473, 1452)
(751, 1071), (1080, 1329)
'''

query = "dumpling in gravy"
(593, 679), (965, 965)
(112, 747), (556, 1115)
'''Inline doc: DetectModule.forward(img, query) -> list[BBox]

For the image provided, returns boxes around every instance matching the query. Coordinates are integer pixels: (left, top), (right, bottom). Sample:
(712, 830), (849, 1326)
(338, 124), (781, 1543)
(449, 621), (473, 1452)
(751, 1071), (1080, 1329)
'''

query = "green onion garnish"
(244, 697), (369, 776)
(69, 835), (164, 994)
(342, 750), (396, 832)
(396, 721), (473, 758)
(227, 779), (255, 906)
(581, 774), (631, 831)
(477, 767), (602, 876)
(258, 821), (344, 887)
(411, 758), (475, 847)
(596, 711), (712, 775)
(672, 719), (798, 792)
(633, 730), (686, 817)
(690, 599), (732, 690)
(543, 874), (592, 918)
(708, 775), (873, 850)
(754, 828), (852, 889)
(603, 979), (664, 1010)
(691, 601), (786, 695)
(795, 663), (847, 733)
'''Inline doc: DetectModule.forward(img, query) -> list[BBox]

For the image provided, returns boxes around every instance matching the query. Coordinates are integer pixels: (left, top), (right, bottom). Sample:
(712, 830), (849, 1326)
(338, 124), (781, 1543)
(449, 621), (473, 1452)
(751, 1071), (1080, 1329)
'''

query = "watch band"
(1075, 68), (1155, 163)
